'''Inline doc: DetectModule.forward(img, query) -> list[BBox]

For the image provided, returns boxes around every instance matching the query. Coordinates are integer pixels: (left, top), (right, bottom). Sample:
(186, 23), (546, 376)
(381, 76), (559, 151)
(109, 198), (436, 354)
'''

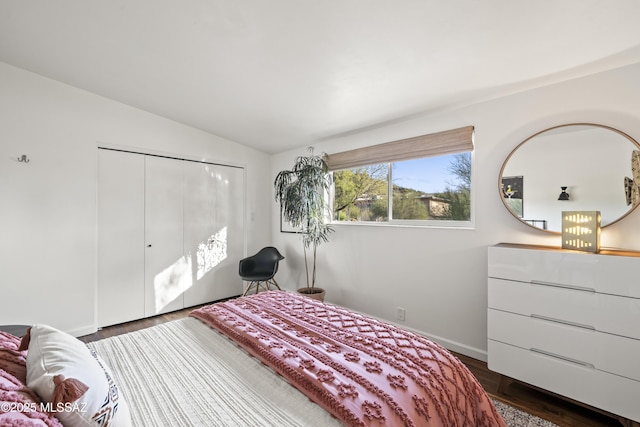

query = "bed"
(1, 291), (507, 426)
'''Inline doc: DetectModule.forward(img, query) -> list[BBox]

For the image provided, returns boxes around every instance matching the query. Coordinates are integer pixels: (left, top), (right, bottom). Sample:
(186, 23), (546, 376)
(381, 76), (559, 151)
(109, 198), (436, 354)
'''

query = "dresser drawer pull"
(530, 314), (596, 331)
(530, 348), (595, 370)
(530, 280), (596, 293)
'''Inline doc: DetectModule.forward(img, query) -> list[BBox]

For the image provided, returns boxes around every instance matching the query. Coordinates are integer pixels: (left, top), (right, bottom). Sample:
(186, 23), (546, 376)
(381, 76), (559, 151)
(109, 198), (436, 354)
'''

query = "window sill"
(330, 220), (475, 230)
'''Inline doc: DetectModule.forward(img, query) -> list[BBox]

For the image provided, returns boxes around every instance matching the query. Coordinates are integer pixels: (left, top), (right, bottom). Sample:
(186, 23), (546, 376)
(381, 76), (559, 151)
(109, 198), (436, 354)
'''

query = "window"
(326, 126), (473, 226)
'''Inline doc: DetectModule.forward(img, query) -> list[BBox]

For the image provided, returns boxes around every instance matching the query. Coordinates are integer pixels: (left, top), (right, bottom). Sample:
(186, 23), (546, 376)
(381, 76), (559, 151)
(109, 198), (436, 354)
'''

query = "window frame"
(325, 126), (475, 229)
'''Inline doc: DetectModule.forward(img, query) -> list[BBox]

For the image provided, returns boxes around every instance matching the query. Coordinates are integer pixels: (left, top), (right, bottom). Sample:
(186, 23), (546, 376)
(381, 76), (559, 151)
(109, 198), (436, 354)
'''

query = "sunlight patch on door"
(197, 227), (227, 280)
(153, 255), (192, 312)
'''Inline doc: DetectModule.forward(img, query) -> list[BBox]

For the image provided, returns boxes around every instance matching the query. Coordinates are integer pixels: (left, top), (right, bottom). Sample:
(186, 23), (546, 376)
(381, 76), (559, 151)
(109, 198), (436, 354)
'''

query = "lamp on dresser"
(561, 210), (601, 253)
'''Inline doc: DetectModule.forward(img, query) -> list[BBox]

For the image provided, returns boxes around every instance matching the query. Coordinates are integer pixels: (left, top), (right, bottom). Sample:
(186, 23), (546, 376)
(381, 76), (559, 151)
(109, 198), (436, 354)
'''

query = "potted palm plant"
(274, 147), (333, 300)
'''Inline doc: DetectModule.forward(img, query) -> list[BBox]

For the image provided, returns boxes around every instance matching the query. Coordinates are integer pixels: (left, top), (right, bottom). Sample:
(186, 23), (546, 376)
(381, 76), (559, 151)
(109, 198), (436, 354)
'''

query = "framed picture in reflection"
(502, 175), (523, 217)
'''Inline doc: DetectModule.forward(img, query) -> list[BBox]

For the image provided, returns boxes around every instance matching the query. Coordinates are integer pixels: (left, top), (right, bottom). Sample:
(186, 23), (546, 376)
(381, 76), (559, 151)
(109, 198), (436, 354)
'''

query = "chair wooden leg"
(242, 281), (258, 296)
(243, 279), (281, 296)
(269, 278), (281, 290)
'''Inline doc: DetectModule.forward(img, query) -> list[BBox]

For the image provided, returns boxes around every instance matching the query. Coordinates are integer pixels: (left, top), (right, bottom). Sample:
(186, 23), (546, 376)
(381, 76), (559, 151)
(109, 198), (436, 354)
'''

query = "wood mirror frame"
(499, 123), (640, 233)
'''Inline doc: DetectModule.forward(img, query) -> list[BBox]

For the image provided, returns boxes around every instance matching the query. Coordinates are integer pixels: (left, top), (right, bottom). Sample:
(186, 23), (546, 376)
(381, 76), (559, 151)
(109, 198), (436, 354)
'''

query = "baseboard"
(387, 320), (488, 362)
(67, 324), (97, 338)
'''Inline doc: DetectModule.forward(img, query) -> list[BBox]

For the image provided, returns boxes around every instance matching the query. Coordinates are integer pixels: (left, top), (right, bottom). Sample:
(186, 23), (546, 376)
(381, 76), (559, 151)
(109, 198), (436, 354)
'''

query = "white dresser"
(488, 243), (640, 424)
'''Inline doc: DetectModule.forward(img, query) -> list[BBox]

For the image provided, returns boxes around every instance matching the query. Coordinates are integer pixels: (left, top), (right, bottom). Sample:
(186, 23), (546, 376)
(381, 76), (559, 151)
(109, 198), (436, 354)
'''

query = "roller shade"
(325, 125), (474, 171)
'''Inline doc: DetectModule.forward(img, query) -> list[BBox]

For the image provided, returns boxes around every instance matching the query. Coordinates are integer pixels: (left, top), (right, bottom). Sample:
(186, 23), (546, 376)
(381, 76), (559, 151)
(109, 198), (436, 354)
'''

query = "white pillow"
(24, 324), (131, 427)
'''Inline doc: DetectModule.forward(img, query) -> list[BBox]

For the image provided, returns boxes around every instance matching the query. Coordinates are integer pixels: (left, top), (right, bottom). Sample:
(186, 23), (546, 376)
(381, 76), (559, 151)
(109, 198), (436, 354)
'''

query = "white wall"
(0, 61), (272, 336)
(271, 61), (640, 360)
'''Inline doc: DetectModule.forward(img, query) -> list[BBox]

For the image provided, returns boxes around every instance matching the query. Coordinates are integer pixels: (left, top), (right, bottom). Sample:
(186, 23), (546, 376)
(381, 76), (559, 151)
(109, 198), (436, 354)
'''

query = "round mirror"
(499, 123), (640, 233)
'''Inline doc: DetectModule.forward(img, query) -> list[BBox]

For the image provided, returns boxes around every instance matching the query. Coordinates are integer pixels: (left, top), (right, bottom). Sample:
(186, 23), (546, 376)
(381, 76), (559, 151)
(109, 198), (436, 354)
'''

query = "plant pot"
(297, 287), (326, 302)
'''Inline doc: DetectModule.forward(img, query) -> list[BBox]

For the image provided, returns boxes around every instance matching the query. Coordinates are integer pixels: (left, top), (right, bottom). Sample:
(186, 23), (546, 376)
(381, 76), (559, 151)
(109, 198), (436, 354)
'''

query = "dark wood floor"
(80, 305), (627, 427)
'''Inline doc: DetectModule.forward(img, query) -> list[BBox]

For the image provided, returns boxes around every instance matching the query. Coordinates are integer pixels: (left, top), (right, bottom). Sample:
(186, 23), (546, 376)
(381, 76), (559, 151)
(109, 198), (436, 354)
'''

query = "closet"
(97, 148), (244, 327)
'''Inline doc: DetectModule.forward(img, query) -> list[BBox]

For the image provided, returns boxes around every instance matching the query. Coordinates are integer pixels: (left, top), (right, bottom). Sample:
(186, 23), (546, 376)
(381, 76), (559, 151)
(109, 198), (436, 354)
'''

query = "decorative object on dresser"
(561, 210), (600, 252)
(488, 243), (640, 427)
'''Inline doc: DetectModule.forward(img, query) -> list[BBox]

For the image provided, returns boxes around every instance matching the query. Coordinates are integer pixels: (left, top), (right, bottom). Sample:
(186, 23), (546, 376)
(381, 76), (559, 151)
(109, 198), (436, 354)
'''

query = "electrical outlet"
(397, 307), (406, 321)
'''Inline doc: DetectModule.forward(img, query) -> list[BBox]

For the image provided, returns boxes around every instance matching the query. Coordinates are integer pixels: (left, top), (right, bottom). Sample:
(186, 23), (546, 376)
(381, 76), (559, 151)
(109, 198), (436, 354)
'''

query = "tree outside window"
(332, 152), (471, 224)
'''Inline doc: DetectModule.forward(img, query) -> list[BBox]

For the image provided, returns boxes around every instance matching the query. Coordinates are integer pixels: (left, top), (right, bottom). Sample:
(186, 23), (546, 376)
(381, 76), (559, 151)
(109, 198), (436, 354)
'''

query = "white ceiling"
(2, 1), (640, 154)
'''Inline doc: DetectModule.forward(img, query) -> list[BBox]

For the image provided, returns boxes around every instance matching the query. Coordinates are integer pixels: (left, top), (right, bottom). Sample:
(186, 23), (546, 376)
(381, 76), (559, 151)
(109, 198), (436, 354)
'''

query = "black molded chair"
(239, 247), (285, 296)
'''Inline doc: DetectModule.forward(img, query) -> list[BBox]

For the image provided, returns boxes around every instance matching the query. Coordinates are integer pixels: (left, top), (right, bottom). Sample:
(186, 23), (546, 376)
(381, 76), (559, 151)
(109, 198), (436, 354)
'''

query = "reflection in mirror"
(499, 124), (640, 233)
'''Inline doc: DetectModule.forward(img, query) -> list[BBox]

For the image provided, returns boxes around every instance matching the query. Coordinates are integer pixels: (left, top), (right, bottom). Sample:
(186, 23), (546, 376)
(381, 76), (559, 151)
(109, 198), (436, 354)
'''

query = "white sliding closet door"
(211, 164), (244, 299)
(144, 156), (187, 316)
(98, 148), (245, 327)
(182, 161), (217, 305)
(97, 150), (145, 327)
(183, 163), (244, 306)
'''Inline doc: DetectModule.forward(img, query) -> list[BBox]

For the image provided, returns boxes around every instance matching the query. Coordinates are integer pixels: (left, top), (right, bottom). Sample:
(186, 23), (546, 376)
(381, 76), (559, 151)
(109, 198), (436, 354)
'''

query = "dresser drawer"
(488, 245), (640, 299)
(488, 340), (640, 422)
(488, 278), (640, 340)
(488, 309), (640, 382)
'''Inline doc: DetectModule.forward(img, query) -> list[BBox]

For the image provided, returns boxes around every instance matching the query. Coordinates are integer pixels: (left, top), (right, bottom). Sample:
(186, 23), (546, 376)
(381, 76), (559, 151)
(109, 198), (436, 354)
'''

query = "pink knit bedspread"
(190, 291), (506, 427)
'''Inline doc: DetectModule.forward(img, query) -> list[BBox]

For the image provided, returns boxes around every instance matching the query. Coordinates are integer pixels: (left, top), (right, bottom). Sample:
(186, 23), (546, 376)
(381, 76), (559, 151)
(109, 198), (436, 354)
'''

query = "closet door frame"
(97, 145), (246, 326)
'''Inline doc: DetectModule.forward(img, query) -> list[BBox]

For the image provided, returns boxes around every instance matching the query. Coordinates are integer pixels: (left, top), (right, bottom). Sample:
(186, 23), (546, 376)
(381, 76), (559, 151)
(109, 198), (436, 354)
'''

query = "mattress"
(87, 317), (342, 427)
